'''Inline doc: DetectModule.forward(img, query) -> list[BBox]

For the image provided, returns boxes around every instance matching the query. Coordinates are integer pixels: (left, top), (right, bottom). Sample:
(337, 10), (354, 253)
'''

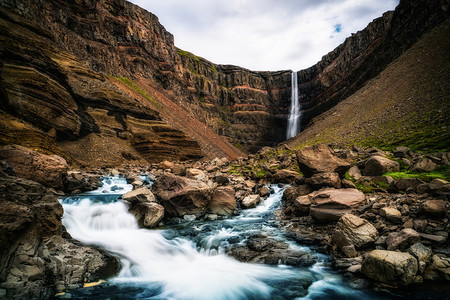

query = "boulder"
(386, 229), (420, 251)
(394, 178), (425, 191)
(428, 178), (450, 196)
(409, 158), (437, 172)
(186, 168), (208, 181)
(307, 188), (366, 223)
(408, 243), (432, 264)
(158, 160), (175, 170)
(242, 195), (261, 209)
(393, 146), (414, 159)
(122, 187), (156, 205)
(258, 186), (271, 197)
(421, 200), (447, 217)
(332, 214), (378, 249)
(294, 195), (312, 215)
(348, 166), (362, 180)
(130, 203), (164, 228)
(273, 169), (303, 184)
(209, 186), (236, 216)
(152, 173), (213, 217)
(361, 250), (418, 286)
(306, 172), (341, 189)
(379, 207), (402, 223)
(0, 145), (68, 189)
(296, 144), (350, 177)
(363, 156), (400, 176)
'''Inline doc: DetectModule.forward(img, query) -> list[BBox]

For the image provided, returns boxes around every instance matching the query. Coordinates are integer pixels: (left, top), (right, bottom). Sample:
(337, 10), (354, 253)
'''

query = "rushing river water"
(58, 177), (446, 299)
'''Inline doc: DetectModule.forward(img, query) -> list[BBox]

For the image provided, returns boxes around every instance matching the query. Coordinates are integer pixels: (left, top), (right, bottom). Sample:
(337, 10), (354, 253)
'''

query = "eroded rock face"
(0, 174), (118, 298)
(296, 144), (350, 177)
(0, 145), (68, 189)
(152, 173), (213, 218)
(361, 250), (418, 286)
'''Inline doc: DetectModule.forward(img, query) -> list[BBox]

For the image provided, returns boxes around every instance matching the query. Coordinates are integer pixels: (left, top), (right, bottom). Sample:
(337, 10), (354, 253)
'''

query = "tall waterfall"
(286, 71), (301, 139)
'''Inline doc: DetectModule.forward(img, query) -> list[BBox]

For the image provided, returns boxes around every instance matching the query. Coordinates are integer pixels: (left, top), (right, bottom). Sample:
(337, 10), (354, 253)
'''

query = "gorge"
(0, 0), (449, 299)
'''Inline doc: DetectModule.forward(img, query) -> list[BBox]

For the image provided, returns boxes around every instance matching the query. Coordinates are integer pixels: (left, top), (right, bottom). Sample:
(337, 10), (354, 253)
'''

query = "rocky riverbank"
(0, 143), (449, 298)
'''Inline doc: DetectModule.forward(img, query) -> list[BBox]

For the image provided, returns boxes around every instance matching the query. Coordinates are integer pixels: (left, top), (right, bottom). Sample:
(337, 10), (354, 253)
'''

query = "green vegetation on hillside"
(111, 76), (159, 106)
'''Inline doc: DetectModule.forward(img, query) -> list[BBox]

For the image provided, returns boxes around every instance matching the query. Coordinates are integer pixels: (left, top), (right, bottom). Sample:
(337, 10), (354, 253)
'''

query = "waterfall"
(286, 71), (301, 139)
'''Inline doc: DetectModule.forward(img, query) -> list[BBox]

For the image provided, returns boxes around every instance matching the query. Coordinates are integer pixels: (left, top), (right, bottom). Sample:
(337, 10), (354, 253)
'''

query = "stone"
(308, 188), (366, 223)
(363, 156), (400, 176)
(294, 195), (312, 215)
(209, 186), (236, 216)
(342, 179), (356, 188)
(159, 160), (175, 170)
(0, 145), (68, 189)
(428, 178), (450, 195)
(413, 219), (428, 232)
(152, 173), (213, 217)
(242, 195), (261, 209)
(306, 172), (341, 189)
(273, 169), (303, 184)
(393, 146), (414, 159)
(379, 207), (402, 223)
(425, 255), (450, 281)
(419, 233), (446, 244)
(122, 187), (156, 205)
(130, 202), (164, 228)
(348, 166), (362, 180)
(184, 215), (196, 222)
(172, 164), (187, 176)
(332, 214), (379, 249)
(213, 174), (230, 185)
(409, 158), (437, 172)
(361, 250), (418, 286)
(296, 144), (350, 177)
(394, 178), (425, 191)
(258, 186), (271, 197)
(186, 168), (208, 181)
(386, 229), (420, 251)
(421, 200), (447, 217)
(408, 243), (432, 264)
(347, 264), (362, 273)
(342, 245), (358, 258)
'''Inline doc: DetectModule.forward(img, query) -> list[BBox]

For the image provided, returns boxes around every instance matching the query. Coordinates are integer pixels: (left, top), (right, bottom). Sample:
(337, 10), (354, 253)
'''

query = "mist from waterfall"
(286, 71), (301, 139)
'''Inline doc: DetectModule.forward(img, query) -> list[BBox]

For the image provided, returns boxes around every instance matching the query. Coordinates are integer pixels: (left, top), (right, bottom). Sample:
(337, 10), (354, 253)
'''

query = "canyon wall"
(0, 0), (448, 160)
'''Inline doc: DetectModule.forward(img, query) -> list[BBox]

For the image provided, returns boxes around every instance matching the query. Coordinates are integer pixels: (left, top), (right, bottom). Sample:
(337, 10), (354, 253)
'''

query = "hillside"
(287, 18), (450, 152)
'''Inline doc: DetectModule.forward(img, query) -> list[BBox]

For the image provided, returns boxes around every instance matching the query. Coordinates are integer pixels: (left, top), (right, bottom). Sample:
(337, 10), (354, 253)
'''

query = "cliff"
(0, 0), (448, 163)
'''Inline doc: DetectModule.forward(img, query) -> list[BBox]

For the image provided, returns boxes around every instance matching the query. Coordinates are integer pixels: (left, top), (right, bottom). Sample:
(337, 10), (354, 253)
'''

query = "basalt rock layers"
(1, 0), (448, 158)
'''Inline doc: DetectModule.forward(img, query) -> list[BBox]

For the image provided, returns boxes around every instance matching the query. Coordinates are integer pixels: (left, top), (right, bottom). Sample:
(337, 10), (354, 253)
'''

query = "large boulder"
(0, 145), (68, 189)
(296, 144), (350, 177)
(209, 186), (236, 216)
(361, 250), (418, 286)
(332, 214), (378, 249)
(363, 156), (400, 176)
(242, 194), (261, 209)
(152, 173), (213, 217)
(386, 229), (420, 251)
(307, 188), (366, 223)
(129, 202), (164, 228)
(122, 187), (156, 205)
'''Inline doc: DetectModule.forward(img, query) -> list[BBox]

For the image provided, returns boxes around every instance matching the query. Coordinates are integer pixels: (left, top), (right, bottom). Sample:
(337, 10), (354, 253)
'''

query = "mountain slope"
(287, 18), (450, 152)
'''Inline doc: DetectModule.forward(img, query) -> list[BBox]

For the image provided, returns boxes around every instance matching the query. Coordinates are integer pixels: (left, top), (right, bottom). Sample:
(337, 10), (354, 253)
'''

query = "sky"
(129, 0), (399, 71)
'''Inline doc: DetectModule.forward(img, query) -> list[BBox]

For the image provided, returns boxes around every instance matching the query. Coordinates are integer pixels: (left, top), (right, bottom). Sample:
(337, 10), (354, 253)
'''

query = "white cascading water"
(286, 71), (301, 139)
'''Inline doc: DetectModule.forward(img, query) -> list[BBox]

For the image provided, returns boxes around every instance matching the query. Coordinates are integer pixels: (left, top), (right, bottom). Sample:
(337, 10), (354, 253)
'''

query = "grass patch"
(111, 76), (159, 106)
(384, 166), (450, 182)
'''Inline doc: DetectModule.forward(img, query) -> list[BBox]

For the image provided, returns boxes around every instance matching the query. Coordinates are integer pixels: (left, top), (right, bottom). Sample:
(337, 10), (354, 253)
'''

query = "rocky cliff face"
(0, 0), (448, 160)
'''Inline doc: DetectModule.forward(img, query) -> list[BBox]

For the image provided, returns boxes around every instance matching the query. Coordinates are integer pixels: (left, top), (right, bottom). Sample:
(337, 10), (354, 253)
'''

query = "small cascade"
(286, 70), (301, 139)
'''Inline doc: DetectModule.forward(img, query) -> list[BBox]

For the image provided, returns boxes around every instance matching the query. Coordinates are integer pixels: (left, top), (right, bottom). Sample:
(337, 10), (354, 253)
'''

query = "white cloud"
(130, 0), (399, 71)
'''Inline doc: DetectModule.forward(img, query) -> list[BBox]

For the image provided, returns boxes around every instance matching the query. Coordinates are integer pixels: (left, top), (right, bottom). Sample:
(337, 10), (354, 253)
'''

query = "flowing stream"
(286, 71), (301, 140)
(59, 177), (386, 299)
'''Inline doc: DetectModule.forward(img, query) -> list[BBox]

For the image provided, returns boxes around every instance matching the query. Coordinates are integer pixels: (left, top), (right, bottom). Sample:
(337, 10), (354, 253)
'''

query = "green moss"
(111, 76), (159, 106)
(384, 166), (450, 182)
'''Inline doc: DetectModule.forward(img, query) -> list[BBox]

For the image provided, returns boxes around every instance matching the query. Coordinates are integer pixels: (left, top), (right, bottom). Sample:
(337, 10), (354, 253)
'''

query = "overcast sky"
(129, 0), (399, 71)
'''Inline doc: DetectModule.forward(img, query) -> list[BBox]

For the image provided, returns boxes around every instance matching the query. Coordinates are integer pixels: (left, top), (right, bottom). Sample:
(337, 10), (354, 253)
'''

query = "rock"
(424, 255), (450, 281)
(379, 207), (402, 223)
(122, 187), (156, 205)
(421, 200), (447, 217)
(186, 168), (208, 181)
(273, 169), (303, 184)
(213, 174), (230, 185)
(183, 214), (196, 222)
(342, 179), (356, 188)
(130, 203), (164, 228)
(242, 195), (261, 209)
(305, 172), (341, 189)
(172, 164), (187, 176)
(307, 188), (366, 223)
(366, 147), (386, 157)
(394, 178), (425, 191)
(413, 219), (428, 232)
(361, 250), (418, 286)
(209, 186), (236, 216)
(342, 245), (358, 258)
(409, 158), (437, 172)
(393, 146), (414, 159)
(257, 186), (271, 197)
(152, 173), (213, 217)
(348, 166), (362, 180)
(332, 214), (378, 249)
(296, 144), (350, 177)
(386, 229), (420, 251)
(419, 233), (447, 244)
(0, 145), (68, 189)
(294, 195), (312, 215)
(347, 264), (362, 273)
(408, 243), (432, 264)
(363, 156), (400, 176)
(159, 160), (175, 170)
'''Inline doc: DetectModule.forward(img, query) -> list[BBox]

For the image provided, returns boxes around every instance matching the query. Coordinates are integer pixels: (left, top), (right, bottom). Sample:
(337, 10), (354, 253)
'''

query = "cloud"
(129, 0), (399, 71)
